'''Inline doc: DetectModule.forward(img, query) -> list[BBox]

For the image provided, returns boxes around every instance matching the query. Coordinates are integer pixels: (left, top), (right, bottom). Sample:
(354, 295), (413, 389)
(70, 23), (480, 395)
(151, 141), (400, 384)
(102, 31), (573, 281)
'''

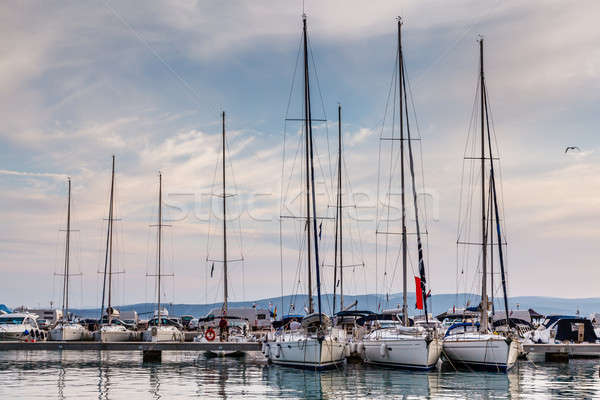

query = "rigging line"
(102, 0), (216, 115)
(383, 50), (400, 304)
(307, 35), (334, 193)
(281, 34), (303, 211)
(403, 56), (429, 321)
(375, 38), (399, 310)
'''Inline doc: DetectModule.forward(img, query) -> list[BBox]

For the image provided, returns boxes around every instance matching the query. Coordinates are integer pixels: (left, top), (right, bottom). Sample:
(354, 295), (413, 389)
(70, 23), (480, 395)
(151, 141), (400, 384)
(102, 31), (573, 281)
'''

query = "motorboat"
(0, 312), (45, 341)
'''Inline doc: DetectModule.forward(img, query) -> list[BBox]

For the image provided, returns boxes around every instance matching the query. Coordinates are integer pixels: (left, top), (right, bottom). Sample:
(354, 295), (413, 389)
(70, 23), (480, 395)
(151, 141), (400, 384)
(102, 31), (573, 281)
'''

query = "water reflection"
(0, 352), (598, 399)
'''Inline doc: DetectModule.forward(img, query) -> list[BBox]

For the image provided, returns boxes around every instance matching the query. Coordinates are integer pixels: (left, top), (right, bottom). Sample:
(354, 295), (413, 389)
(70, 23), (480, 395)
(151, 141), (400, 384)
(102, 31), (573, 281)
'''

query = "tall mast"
(338, 104), (344, 311)
(107, 156), (115, 322)
(157, 172), (163, 327)
(398, 17), (408, 326)
(302, 15), (314, 314)
(100, 156), (115, 324)
(62, 178), (72, 320)
(479, 38), (489, 332)
(333, 104), (343, 314)
(401, 30), (429, 324)
(482, 72), (511, 327)
(222, 111), (228, 315)
(302, 15), (323, 322)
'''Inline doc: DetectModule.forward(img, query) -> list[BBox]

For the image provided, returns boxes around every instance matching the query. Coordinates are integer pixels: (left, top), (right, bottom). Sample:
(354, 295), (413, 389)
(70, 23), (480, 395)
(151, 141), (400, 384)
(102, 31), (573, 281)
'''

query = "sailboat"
(50, 178), (85, 341)
(94, 156), (137, 342)
(442, 37), (518, 371)
(360, 18), (442, 370)
(195, 111), (249, 357)
(143, 172), (184, 342)
(263, 14), (346, 370)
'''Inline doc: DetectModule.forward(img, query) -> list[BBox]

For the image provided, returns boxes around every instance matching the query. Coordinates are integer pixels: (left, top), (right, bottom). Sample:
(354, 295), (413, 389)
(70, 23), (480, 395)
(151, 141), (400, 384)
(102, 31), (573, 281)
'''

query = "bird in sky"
(565, 146), (581, 153)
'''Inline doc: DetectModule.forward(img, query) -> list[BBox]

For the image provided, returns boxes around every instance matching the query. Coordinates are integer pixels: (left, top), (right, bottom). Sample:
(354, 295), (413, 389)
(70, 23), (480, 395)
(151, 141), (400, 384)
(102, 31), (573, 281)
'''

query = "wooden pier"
(0, 341), (262, 362)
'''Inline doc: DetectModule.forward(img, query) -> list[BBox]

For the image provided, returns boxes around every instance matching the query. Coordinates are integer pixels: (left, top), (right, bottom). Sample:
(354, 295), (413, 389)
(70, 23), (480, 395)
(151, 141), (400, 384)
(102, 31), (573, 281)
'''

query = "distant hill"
(69, 293), (600, 319)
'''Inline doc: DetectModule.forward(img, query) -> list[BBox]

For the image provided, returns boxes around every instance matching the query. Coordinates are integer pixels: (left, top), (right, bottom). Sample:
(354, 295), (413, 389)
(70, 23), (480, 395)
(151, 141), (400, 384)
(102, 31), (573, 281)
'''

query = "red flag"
(415, 276), (423, 310)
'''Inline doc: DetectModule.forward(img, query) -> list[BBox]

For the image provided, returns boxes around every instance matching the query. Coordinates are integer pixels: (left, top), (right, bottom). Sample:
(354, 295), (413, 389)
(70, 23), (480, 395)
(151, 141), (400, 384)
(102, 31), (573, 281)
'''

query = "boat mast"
(222, 111), (228, 315)
(333, 104), (343, 314)
(157, 172), (163, 327)
(479, 38), (489, 332)
(302, 15), (314, 314)
(302, 15), (323, 323)
(483, 70), (511, 327)
(398, 17), (408, 326)
(400, 29), (429, 324)
(62, 178), (72, 321)
(100, 156), (115, 324)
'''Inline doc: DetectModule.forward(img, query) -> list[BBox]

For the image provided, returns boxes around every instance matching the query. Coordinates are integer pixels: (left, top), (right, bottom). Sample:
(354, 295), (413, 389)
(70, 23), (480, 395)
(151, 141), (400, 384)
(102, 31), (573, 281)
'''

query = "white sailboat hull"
(264, 335), (346, 370)
(143, 326), (184, 342)
(49, 324), (85, 341)
(94, 326), (138, 342)
(443, 333), (519, 371)
(363, 336), (442, 370)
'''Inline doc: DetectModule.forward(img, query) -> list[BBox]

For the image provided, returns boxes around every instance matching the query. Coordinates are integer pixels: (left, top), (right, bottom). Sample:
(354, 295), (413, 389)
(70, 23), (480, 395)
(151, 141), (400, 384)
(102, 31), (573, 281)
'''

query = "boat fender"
(351, 342), (357, 354)
(205, 327), (216, 341)
(379, 343), (388, 357)
(275, 344), (281, 358)
(357, 343), (364, 354)
(261, 343), (269, 355)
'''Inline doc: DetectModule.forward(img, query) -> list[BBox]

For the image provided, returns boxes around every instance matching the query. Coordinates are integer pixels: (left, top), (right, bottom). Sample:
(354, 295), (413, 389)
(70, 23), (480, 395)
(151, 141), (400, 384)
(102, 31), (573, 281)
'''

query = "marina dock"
(0, 341), (262, 362)
(523, 343), (600, 361)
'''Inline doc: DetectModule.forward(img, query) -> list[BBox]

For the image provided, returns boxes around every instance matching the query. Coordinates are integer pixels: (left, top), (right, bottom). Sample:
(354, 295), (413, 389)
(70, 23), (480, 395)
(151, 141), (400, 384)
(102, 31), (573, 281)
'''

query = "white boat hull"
(94, 329), (138, 342)
(49, 324), (84, 341)
(143, 326), (184, 342)
(443, 334), (519, 371)
(363, 337), (442, 370)
(264, 336), (346, 370)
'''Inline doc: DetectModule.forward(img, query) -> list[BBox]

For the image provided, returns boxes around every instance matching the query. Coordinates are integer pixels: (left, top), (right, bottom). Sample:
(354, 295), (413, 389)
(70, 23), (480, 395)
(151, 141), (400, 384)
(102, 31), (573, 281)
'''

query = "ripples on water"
(0, 351), (599, 399)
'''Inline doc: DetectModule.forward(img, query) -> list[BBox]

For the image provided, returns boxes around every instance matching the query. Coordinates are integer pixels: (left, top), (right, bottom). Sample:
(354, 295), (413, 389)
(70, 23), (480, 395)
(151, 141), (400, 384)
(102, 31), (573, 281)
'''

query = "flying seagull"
(565, 146), (580, 153)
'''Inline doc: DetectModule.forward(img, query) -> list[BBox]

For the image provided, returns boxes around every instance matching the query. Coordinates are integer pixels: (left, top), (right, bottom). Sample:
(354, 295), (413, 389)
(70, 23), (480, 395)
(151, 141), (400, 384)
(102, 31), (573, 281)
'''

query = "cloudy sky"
(2, 0), (600, 310)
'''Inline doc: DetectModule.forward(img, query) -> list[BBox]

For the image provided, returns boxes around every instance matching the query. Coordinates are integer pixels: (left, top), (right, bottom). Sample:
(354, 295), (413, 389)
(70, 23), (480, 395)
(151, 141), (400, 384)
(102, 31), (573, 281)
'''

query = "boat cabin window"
(257, 314), (266, 320)
(0, 317), (24, 325)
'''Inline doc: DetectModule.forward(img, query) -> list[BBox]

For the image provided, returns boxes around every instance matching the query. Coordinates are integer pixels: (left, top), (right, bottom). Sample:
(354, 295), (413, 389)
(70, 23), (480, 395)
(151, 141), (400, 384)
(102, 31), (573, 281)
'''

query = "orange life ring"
(205, 327), (216, 341)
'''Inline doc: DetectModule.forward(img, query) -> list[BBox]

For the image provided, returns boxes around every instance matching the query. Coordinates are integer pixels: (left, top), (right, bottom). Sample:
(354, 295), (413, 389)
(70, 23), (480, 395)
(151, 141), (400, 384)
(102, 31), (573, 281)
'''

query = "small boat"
(49, 178), (85, 342)
(143, 172), (184, 343)
(0, 312), (44, 341)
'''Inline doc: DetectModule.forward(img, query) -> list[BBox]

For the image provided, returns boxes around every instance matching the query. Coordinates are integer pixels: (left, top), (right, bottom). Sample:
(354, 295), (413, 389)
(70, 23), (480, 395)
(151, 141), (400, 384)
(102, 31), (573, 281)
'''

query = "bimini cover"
(555, 319), (598, 343)
(0, 304), (11, 314)
(301, 313), (331, 329)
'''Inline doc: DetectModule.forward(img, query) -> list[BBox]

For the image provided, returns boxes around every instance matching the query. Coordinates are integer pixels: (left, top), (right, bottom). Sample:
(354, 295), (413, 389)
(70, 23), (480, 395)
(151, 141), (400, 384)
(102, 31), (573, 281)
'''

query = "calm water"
(1, 351), (599, 399)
